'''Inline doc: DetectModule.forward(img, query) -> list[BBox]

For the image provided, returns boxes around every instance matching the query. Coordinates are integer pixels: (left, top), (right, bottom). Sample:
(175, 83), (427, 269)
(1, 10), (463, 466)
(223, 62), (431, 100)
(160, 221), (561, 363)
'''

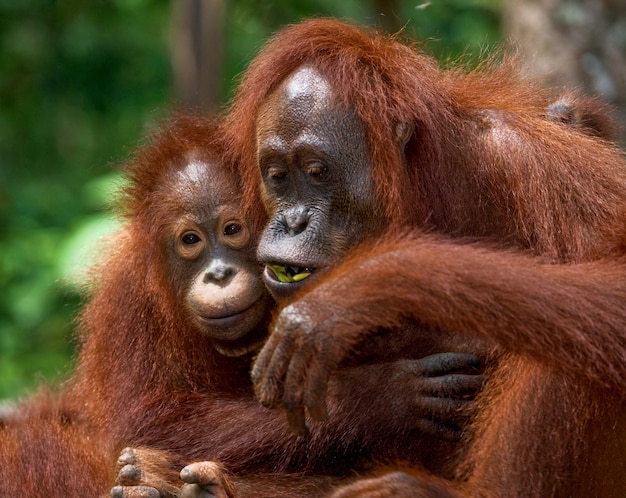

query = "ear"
(394, 121), (414, 149)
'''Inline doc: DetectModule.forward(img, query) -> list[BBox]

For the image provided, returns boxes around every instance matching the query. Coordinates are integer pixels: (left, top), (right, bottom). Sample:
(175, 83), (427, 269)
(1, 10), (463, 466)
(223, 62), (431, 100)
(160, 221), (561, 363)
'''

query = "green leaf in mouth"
(266, 264), (314, 283)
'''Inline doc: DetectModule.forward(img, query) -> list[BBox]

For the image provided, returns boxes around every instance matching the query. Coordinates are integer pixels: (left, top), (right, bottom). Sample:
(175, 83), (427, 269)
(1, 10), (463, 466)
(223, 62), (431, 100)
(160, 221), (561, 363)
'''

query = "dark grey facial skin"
(256, 66), (383, 302)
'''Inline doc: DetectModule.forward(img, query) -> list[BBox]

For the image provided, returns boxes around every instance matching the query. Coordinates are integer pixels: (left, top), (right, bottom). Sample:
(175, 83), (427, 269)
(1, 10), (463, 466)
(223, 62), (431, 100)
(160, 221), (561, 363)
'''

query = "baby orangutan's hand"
(179, 461), (238, 498)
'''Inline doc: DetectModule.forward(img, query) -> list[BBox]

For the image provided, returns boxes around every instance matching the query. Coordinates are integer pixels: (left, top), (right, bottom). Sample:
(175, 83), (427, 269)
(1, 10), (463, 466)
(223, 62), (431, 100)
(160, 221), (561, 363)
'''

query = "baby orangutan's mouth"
(266, 264), (316, 283)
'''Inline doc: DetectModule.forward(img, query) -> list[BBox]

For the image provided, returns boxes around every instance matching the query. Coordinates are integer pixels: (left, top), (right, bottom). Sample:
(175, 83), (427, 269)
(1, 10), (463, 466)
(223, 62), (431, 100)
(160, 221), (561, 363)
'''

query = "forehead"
(257, 67), (332, 131)
(256, 66), (367, 146)
(172, 160), (240, 209)
(282, 66), (331, 101)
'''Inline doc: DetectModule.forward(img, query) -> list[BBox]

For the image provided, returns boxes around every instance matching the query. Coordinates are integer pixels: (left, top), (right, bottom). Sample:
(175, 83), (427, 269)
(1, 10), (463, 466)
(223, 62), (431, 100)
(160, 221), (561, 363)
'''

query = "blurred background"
(0, 0), (624, 401)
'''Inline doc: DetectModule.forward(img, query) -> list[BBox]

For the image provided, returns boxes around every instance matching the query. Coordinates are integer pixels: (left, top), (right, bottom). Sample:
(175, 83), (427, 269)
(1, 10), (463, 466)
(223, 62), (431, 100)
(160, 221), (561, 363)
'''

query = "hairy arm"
(252, 233), (626, 432)
(131, 350), (482, 473)
(110, 353), (483, 497)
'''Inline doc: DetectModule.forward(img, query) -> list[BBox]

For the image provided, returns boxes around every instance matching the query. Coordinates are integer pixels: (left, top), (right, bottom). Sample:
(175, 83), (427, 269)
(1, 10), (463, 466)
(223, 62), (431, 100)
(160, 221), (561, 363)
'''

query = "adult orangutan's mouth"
(265, 264), (316, 283)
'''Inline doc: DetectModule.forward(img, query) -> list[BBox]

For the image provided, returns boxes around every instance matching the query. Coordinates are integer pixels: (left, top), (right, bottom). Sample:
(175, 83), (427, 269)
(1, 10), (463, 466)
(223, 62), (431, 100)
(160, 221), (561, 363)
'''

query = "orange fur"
(225, 18), (626, 497)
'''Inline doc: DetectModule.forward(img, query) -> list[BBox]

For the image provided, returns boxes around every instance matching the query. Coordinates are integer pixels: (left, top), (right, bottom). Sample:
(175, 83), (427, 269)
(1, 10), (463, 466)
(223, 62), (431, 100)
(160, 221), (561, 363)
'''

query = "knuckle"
(118, 464), (142, 483)
(276, 303), (312, 335)
(110, 486), (124, 498)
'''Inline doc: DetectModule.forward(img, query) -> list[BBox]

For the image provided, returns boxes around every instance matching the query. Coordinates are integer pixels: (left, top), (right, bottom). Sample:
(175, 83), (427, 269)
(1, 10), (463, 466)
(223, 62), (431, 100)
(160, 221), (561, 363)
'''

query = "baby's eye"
(223, 223), (242, 236)
(182, 232), (202, 245)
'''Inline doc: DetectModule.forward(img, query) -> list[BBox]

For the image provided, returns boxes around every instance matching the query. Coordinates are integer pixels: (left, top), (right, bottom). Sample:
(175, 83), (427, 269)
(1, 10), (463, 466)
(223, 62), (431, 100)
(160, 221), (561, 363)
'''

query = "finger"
(282, 346), (310, 436)
(181, 462), (235, 498)
(302, 348), (332, 423)
(117, 448), (138, 467)
(250, 307), (299, 384)
(253, 340), (290, 408)
(420, 396), (470, 415)
(416, 397), (476, 426)
(179, 483), (214, 498)
(110, 485), (161, 498)
(413, 418), (463, 442)
(285, 404), (309, 437)
(116, 464), (143, 486)
(303, 328), (344, 423)
(420, 373), (486, 397)
(180, 461), (223, 485)
(250, 331), (281, 384)
(417, 353), (482, 376)
(252, 331), (297, 409)
(282, 327), (335, 433)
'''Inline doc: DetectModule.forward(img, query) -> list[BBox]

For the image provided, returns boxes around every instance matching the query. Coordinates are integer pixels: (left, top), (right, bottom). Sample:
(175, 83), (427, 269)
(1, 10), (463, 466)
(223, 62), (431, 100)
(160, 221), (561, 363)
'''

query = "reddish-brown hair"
(225, 18), (626, 261)
(70, 114), (241, 430)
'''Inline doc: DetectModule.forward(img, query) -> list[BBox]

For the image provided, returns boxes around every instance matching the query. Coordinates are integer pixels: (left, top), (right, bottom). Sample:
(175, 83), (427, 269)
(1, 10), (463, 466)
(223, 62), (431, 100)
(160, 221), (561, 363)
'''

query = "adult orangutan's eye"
(307, 161), (327, 178)
(268, 165), (287, 180)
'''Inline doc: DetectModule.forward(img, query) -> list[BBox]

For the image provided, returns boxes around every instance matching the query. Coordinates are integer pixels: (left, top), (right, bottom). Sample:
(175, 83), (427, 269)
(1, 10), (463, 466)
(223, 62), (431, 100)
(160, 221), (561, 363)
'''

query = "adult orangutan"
(0, 113), (483, 497)
(220, 18), (626, 497)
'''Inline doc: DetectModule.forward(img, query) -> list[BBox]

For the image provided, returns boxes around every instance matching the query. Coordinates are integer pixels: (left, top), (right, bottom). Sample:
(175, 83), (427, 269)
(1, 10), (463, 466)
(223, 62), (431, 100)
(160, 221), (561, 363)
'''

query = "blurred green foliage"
(0, 0), (172, 399)
(0, 0), (501, 400)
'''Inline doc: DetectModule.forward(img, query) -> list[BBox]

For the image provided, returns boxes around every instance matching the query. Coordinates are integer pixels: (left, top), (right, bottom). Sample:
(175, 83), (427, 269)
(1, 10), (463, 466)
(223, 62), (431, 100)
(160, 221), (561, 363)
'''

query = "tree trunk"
(170, 0), (225, 113)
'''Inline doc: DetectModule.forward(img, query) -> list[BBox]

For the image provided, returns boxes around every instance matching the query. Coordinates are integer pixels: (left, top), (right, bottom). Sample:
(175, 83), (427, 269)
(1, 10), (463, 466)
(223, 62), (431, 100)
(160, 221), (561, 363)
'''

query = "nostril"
(204, 262), (234, 284)
(284, 207), (310, 236)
